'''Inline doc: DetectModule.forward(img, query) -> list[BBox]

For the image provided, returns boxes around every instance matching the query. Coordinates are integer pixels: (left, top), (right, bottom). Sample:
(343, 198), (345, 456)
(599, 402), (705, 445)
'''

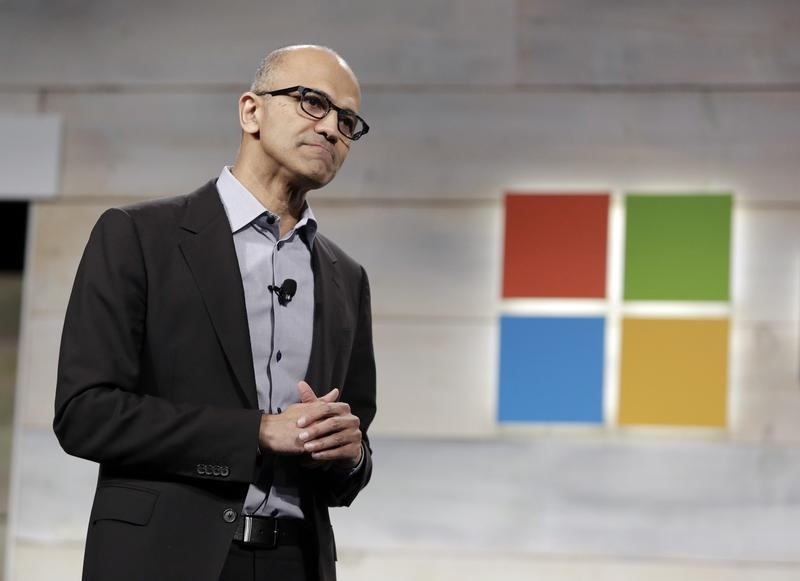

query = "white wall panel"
(49, 91), (800, 202)
(517, 0), (800, 85)
(732, 322), (798, 394)
(7, 0), (800, 89)
(0, 0), (515, 87)
(731, 385), (800, 444)
(17, 315), (62, 429)
(27, 200), (503, 319)
(336, 549), (800, 581)
(312, 203), (502, 318)
(15, 432), (800, 561)
(19, 200), (800, 436)
(728, 207), (800, 442)
(47, 93), (240, 197)
(13, 430), (800, 581)
(347, 92), (800, 201)
(14, 543), (83, 581)
(332, 437), (800, 561)
(24, 202), (111, 315)
(0, 94), (39, 114)
(12, 544), (800, 581)
(21, 200), (503, 433)
(370, 319), (496, 437)
(0, 116), (61, 199)
(733, 206), (800, 323)
(12, 429), (94, 543)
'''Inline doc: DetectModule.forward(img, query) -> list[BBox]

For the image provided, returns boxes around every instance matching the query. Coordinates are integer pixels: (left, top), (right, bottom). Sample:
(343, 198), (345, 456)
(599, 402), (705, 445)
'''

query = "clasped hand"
(258, 381), (362, 468)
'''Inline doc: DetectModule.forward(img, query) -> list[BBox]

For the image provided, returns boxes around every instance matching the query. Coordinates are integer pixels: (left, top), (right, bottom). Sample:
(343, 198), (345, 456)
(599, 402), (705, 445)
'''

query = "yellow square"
(618, 318), (729, 427)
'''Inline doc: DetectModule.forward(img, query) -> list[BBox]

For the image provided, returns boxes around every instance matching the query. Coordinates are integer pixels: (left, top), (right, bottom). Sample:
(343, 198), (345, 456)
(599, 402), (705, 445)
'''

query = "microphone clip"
(268, 279), (297, 306)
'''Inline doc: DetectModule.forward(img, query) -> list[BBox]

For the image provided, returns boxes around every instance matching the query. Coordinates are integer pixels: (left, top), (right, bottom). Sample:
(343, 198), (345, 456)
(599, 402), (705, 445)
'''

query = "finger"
(303, 422), (361, 452)
(297, 381), (318, 403)
(310, 441), (362, 462)
(297, 394), (343, 428)
(300, 414), (359, 443)
(303, 429), (361, 452)
(297, 401), (353, 431)
(319, 388), (340, 403)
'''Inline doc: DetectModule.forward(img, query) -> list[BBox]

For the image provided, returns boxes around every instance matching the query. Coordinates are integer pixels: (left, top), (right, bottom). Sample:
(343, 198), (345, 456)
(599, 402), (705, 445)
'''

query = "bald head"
(250, 44), (359, 95)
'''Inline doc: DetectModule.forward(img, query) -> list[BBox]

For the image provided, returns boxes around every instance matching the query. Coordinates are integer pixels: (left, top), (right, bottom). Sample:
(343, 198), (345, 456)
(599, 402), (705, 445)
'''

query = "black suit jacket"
(53, 181), (376, 581)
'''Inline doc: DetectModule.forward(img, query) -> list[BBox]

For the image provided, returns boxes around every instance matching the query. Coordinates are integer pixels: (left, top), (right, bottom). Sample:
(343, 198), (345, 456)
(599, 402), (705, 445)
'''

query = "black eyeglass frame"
(254, 85), (370, 141)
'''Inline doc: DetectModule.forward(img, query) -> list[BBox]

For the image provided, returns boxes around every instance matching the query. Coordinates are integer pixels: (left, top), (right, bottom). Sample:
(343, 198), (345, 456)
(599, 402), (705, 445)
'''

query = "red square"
(503, 193), (610, 298)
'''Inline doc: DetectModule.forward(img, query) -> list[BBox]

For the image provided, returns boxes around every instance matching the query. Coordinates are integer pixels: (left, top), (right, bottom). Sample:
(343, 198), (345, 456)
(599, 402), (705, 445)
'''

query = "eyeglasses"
(254, 85), (370, 141)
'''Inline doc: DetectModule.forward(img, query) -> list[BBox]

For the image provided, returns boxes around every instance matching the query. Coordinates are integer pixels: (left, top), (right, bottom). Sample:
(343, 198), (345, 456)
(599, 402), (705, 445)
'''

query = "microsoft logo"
(498, 193), (732, 427)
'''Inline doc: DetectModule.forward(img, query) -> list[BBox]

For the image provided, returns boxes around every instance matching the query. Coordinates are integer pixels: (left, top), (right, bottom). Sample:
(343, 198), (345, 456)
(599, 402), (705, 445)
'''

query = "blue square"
(498, 316), (605, 423)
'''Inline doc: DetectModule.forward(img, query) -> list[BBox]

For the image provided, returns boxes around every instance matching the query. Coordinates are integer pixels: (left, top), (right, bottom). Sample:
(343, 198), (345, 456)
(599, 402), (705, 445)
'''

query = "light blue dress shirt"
(217, 166), (316, 519)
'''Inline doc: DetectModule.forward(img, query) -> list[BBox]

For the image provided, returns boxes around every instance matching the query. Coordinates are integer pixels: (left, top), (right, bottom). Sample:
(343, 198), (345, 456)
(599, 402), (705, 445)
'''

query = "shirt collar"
(216, 166), (318, 248)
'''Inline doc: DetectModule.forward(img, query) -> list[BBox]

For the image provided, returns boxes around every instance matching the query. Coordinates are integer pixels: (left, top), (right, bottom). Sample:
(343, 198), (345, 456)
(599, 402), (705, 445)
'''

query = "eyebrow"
(310, 87), (359, 116)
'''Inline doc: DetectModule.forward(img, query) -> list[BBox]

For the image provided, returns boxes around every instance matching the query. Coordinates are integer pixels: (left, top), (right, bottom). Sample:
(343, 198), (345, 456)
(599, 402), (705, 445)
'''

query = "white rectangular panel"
(370, 319), (497, 437)
(0, 116), (61, 199)
(517, 0), (800, 85)
(312, 202), (502, 318)
(0, 0), (515, 86)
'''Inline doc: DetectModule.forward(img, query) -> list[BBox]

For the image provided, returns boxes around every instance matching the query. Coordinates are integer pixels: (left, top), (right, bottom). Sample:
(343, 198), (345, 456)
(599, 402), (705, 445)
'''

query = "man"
(53, 45), (376, 581)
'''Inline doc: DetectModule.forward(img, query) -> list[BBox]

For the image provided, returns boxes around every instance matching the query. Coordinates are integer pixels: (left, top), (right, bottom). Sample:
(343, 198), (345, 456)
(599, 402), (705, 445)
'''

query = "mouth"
(303, 142), (335, 161)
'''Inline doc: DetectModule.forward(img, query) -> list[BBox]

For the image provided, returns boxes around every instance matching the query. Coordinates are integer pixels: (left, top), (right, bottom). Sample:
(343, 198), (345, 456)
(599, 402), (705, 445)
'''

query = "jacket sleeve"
(53, 208), (262, 484)
(313, 266), (377, 507)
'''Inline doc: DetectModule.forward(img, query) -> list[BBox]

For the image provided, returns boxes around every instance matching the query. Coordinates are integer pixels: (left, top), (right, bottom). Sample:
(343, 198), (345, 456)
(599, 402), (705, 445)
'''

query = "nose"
(314, 110), (340, 143)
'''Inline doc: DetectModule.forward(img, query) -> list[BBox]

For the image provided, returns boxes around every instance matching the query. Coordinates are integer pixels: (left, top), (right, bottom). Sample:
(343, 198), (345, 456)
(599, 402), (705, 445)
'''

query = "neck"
(230, 160), (308, 237)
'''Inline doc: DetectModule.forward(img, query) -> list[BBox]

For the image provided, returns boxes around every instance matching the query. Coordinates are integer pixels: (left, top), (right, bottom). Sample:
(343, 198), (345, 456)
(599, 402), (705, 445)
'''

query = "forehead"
(272, 50), (361, 111)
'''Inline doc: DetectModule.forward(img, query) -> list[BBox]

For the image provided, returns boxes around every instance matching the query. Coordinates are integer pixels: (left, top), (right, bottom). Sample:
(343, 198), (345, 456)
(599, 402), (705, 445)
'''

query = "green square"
(624, 194), (732, 301)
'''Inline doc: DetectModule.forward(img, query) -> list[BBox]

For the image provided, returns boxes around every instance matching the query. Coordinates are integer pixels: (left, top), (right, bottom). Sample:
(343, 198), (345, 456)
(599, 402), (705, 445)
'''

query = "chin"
(303, 165), (338, 188)
(300, 172), (335, 191)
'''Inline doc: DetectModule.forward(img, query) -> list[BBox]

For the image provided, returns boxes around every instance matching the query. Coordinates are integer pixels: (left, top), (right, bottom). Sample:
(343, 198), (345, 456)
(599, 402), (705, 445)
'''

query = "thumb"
(297, 381), (318, 403)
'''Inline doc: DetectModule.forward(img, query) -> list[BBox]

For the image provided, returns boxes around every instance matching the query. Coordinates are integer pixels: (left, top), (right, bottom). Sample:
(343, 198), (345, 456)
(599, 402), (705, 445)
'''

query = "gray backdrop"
(2, 1), (800, 579)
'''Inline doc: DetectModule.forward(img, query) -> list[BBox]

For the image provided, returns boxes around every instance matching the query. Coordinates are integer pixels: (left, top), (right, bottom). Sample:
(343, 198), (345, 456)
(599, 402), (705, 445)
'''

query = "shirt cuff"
(347, 443), (365, 474)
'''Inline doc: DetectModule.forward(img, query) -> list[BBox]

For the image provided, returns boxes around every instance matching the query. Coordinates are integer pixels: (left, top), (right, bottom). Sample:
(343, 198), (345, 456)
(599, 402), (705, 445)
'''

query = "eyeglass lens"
(300, 90), (362, 139)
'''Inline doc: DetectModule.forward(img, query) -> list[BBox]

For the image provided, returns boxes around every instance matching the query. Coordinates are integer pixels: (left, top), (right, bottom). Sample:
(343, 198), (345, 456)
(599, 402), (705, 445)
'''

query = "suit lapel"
(306, 236), (344, 397)
(178, 182), (259, 409)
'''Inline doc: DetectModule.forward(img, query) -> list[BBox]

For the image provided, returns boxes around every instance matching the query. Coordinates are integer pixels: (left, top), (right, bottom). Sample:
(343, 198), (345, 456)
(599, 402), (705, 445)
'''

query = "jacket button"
(212, 465), (221, 476)
(222, 508), (237, 523)
(220, 466), (230, 477)
(196, 464), (205, 475)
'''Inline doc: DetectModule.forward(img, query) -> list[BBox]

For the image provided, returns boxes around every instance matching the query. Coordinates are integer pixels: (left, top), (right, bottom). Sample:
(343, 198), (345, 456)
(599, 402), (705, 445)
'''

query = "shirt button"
(276, 351), (282, 362)
(267, 215), (276, 225)
(222, 508), (237, 523)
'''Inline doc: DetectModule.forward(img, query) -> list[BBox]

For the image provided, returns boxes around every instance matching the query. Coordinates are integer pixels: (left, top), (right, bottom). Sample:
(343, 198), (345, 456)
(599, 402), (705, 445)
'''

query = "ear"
(238, 92), (261, 135)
